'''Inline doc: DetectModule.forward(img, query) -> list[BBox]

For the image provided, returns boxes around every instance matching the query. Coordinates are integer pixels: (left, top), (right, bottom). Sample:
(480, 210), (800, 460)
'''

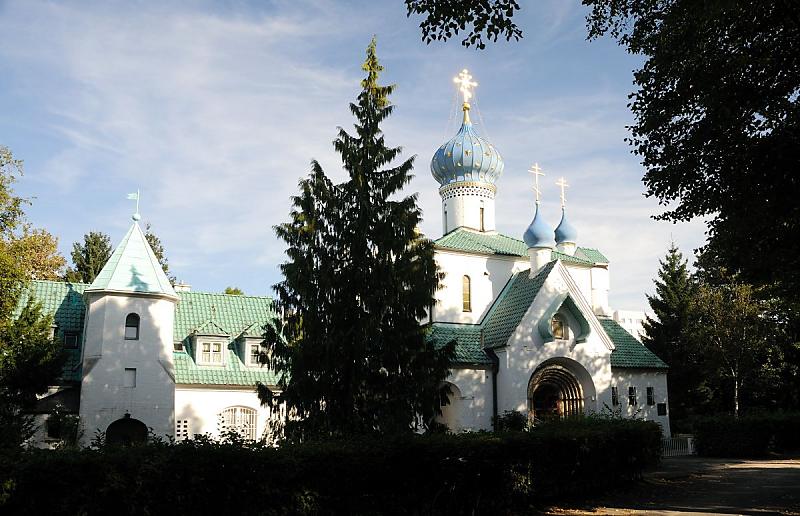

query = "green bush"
(691, 412), (800, 457)
(0, 418), (661, 515)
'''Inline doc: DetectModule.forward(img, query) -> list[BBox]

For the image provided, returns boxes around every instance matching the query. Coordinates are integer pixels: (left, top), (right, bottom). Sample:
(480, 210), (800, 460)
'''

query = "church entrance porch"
(527, 361), (587, 423)
(106, 414), (148, 446)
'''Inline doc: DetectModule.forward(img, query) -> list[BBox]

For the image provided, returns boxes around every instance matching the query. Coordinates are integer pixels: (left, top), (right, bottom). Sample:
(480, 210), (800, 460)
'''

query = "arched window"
(551, 315), (566, 340)
(124, 313), (140, 340)
(218, 406), (257, 441)
(462, 275), (472, 312)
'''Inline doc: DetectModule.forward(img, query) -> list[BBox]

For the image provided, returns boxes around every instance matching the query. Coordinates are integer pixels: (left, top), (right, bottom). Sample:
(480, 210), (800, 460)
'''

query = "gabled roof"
(434, 228), (603, 266)
(86, 221), (177, 299)
(600, 318), (668, 369)
(482, 261), (556, 348)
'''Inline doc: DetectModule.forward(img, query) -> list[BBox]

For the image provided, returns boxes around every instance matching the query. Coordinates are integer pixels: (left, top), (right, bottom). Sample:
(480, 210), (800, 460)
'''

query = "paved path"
(544, 456), (800, 515)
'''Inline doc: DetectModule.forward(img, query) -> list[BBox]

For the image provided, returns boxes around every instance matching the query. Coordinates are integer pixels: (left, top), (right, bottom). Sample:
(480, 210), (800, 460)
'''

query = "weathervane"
(556, 177), (569, 207)
(453, 69), (478, 107)
(528, 163), (545, 204)
(127, 189), (141, 221)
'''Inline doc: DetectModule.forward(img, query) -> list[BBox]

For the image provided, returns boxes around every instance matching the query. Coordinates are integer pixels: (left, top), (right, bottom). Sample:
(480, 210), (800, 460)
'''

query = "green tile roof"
(16, 281), (89, 382)
(483, 261), (556, 348)
(87, 221), (177, 298)
(173, 348), (280, 386)
(434, 228), (604, 266)
(426, 323), (489, 364)
(576, 247), (609, 264)
(600, 318), (668, 369)
(17, 281), (279, 386)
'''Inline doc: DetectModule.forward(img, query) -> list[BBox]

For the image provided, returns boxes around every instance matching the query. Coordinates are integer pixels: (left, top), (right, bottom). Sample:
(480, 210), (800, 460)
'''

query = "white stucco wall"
(432, 249), (528, 324)
(436, 367), (494, 432)
(494, 265), (614, 417)
(441, 190), (496, 233)
(175, 386), (277, 440)
(79, 292), (176, 443)
(610, 368), (671, 436)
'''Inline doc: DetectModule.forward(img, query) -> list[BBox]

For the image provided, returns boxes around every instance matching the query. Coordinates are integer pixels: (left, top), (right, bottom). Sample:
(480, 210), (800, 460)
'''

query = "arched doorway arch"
(528, 358), (596, 423)
(106, 414), (148, 446)
(435, 382), (463, 432)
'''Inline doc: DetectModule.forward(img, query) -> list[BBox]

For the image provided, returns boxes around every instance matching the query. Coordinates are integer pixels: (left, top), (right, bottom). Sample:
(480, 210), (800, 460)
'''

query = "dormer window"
(248, 342), (262, 367)
(63, 333), (79, 349)
(124, 314), (140, 340)
(200, 342), (224, 365)
(551, 315), (566, 340)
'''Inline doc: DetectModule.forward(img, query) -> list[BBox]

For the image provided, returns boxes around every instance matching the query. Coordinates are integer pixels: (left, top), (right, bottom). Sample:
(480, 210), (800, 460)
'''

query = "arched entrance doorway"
(528, 363), (584, 422)
(106, 414), (148, 446)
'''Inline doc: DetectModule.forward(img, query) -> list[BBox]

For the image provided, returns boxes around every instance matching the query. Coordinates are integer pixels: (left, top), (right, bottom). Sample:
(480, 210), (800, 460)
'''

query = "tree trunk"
(733, 373), (740, 419)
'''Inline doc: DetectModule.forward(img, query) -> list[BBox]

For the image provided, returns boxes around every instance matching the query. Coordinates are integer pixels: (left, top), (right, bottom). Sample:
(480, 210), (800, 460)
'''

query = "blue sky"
(0, 0), (705, 309)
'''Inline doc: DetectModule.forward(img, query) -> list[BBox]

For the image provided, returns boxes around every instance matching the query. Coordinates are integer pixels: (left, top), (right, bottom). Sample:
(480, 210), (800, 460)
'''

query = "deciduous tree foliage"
(584, 0), (800, 297)
(65, 231), (112, 284)
(405, 0), (522, 48)
(262, 40), (453, 439)
(224, 287), (244, 295)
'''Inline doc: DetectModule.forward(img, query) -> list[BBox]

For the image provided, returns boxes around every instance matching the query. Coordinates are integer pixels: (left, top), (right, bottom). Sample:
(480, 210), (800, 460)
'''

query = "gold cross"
(453, 69), (478, 104)
(528, 163), (545, 203)
(556, 177), (569, 207)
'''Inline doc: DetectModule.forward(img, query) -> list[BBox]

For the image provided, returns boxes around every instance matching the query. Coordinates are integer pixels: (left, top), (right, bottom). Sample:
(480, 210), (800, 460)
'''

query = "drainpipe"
(485, 331), (499, 431)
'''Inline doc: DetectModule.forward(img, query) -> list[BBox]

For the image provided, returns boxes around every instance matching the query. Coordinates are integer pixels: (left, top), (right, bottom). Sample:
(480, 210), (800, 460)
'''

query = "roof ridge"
(180, 291), (273, 300)
(30, 279), (90, 287)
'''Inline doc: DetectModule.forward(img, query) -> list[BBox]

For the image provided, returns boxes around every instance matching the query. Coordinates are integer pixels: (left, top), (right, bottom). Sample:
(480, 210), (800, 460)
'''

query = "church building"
(22, 70), (669, 447)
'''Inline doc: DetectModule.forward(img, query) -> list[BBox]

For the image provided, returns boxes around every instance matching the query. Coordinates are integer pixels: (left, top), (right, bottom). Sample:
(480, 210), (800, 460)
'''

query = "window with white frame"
(248, 342), (262, 366)
(218, 406), (257, 440)
(199, 341), (224, 365)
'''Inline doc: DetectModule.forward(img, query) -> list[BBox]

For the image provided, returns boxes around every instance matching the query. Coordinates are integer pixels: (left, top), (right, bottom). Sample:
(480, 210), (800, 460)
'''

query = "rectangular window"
(249, 343), (261, 366)
(479, 207), (485, 231)
(611, 386), (619, 407)
(175, 419), (191, 440)
(657, 403), (667, 416)
(628, 386), (637, 406)
(63, 333), (79, 349)
(174, 341), (183, 352)
(647, 387), (655, 406)
(200, 342), (224, 365)
(123, 368), (136, 388)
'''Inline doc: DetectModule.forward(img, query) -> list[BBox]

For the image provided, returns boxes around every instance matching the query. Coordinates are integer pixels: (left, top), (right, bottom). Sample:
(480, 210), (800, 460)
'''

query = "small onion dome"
(523, 203), (556, 248)
(554, 207), (578, 244)
(430, 109), (504, 186)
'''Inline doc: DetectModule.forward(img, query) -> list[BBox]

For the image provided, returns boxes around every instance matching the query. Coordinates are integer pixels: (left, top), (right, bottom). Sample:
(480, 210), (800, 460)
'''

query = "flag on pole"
(127, 192), (139, 200)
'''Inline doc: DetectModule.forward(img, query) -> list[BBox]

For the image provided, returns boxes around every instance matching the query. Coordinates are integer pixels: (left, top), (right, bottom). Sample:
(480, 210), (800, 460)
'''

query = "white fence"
(662, 435), (696, 457)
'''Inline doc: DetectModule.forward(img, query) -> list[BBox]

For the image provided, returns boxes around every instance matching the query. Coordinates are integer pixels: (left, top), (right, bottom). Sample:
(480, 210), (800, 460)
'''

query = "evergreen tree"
(641, 243), (698, 422)
(65, 231), (112, 283)
(144, 222), (174, 281)
(262, 39), (453, 439)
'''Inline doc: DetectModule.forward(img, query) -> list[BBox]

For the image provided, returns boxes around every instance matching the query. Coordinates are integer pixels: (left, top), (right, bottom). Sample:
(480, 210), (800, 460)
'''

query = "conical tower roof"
(86, 217), (177, 299)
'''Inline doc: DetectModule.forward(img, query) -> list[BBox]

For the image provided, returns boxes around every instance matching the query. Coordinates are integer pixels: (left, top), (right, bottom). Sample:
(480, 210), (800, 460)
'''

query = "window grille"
(628, 386), (637, 406)
(218, 407), (257, 441)
(124, 313), (140, 340)
(175, 419), (191, 440)
(462, 275), (471, 312)
(200, 342), (224, 365)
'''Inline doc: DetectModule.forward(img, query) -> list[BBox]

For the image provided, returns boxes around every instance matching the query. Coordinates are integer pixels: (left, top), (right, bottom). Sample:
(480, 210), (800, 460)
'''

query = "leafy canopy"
(262, 39), (453, 439)
(405, 0), (522, 49)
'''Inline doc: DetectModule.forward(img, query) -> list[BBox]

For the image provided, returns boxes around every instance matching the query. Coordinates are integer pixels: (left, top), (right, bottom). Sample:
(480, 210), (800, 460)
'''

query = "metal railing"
(662, 435), (696, 457)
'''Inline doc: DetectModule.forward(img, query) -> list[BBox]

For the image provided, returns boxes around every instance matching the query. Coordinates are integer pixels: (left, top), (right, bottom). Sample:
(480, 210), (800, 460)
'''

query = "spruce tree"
(65, 231), (112, 283)
(263, 39), (453, 439)
(642, 243), (698, 422)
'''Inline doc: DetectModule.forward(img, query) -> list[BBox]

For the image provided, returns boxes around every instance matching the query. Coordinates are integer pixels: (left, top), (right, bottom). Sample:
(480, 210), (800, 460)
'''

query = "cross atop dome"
(528, 162), (545, 204)
(454, 69), (477, 106)
(556, 177), (569, 207)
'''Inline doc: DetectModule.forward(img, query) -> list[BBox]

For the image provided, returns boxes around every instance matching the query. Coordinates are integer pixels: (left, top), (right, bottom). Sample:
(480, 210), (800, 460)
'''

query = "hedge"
(0, 418), (661, 515)
(691, 412), (800, 457)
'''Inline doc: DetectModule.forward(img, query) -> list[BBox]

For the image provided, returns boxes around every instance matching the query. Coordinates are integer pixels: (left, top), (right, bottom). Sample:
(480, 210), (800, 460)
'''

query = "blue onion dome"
(431, 108), (504, 186)
(554, 207), (578, 244)
(523, 203), (556, 248)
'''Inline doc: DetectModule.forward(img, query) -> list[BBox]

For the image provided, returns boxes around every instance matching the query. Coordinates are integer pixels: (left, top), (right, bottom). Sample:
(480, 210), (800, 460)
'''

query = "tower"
(431, 69), (504, 235)
(79, 209), (178, 444)
(523, 163), (555, 273)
